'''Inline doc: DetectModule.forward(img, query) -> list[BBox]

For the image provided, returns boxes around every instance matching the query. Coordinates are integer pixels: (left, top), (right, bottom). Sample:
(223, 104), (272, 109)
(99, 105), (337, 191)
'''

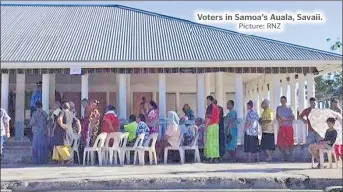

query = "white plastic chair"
(71, 134), (81, 164)
(121, 133), (145, 165)
(312, 147), (339, 169)
(182, 132), (201, 163)
(83, 132), (108, 166)
(137, 133), (159, 165)
(102, 132), (122, 165)
(164, 134), (185, 164)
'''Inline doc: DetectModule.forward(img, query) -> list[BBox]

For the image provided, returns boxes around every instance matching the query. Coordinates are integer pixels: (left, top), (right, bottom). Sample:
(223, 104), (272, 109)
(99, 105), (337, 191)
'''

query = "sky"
(2, 1), (342, 53)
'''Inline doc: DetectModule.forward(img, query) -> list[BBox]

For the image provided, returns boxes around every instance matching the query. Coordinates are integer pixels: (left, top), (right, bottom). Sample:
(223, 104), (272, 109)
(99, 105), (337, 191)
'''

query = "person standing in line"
(147, 101), (159, 134)
(52, 102), (79, 165)
(276, 96), (295, 161)
(204, 95), (220, 163)
(182, 104), (195, 121)
(0, 108), (11, 160)
(88, 100), (101, 147)
(214, 100), (225, 160)
(30, 81), (42, 117)
(30, 101), (49, 164)
(244, 100), (260, 162)
(299, 97), (321, 146)
(224, 100), (238, 162)
(80, 98), (91, 149)
(331, 99), (342, 113)
(259, 99), (275, 162)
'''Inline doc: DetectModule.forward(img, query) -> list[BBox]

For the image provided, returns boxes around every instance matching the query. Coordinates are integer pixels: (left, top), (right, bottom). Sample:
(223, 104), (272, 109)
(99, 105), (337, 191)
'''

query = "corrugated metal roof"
(1, 4), (342, 62)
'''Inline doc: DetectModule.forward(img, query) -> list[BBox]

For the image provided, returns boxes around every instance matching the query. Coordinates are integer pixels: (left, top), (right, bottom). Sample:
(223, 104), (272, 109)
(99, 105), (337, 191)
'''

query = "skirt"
(226, 127), (238, 151)
(244, 134), (259, 153)
(277, 125), (294, 149)
(204, 124), (220, 158)
(260, 133), (275, 151)
(52, 145), (72, 161)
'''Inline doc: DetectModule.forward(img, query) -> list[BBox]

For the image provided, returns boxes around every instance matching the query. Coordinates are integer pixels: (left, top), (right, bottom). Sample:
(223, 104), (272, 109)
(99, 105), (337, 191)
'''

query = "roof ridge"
(1, 3), (342, 57)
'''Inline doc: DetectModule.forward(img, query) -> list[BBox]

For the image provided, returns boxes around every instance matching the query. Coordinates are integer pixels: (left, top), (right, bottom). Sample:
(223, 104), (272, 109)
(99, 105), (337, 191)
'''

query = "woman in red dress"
(102, 105), (119, 133)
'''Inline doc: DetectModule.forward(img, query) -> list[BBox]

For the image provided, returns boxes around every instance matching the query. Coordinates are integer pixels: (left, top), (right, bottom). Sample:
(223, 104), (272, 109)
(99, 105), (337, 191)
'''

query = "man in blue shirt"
(30, 81), (42, 117)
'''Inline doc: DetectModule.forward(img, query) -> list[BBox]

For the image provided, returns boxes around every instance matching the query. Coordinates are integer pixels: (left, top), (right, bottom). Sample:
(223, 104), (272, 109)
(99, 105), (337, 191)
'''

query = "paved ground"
(1, 163), (342, 191)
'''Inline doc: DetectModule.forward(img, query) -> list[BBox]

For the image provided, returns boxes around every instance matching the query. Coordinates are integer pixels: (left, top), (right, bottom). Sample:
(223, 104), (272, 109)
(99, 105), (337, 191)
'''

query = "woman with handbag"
(224, 100), (238, 162)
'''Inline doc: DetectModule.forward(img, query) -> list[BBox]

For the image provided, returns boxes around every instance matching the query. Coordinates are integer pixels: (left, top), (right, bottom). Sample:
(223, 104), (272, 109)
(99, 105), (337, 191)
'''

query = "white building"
(1, 4), (342, 140)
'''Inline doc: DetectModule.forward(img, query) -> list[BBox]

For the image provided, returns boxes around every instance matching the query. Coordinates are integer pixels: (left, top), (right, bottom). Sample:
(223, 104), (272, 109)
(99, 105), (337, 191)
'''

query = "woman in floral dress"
(147, 101), (159, 134)
(88, 100), (101, 147)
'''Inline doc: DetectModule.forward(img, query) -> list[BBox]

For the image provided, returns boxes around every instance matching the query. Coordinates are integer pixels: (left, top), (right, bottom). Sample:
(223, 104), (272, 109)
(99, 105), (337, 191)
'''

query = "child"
(308, 117), (338, 168)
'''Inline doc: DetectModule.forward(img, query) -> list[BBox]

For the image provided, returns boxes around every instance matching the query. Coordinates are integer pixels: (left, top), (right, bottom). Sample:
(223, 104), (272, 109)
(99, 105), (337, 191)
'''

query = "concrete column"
(235, 74), (244, 120)
(282, 77), (288, 98)
(298, 74), (306, 112)
(1, 73), (9, 112)
(215, 72), (224, 107)
(126, 74), (131, 117)
(15, 74), (25, 140)
(271, 75), (281, 113)
(118, 74), (127, 120)
(81, 74), (89, 118)
(196, 73), (205, 118)
(152, 92), (157, 102)
(158, 73), (167, 120)
(49, 74), (55, 107)
(205, 73), (211, 97)
(306, 73), (315, 101)
(42, 74), (50, 113)
(254, 87), (260, 115)
(289, 75), (298, 114)
(175, 92), (180, 115)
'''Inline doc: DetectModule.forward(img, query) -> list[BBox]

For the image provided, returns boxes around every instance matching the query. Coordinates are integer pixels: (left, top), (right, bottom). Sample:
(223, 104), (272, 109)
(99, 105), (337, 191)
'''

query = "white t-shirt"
(0, 108), (11, 136)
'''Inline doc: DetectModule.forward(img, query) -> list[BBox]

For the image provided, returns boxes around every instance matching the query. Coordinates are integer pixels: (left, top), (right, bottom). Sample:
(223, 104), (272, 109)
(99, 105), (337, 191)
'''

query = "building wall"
(7, 73), (255, 117)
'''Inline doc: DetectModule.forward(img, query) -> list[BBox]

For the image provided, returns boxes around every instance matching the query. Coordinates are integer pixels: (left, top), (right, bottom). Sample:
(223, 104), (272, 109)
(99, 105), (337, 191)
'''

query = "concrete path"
(1, 163), (342, 191)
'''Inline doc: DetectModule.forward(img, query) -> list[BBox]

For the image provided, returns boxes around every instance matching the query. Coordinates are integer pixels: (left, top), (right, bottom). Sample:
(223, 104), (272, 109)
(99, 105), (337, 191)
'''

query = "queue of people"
(0, 92), (342, 167)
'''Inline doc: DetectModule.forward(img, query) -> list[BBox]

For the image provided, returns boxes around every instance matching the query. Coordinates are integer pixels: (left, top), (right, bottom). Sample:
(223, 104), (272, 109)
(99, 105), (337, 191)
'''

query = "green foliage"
(315, 38), (342, 100)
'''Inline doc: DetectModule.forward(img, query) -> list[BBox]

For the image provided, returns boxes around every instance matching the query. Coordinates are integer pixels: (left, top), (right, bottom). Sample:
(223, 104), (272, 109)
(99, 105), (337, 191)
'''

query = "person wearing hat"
(30, 81), (42, 117)
(331, 98), (342, 114)
(244, 100), (260, 162)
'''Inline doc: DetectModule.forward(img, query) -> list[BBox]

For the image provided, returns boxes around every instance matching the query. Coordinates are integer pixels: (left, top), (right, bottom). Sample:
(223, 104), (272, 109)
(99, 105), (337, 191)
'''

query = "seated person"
(124, 115), (138, 146)
(308, 117), (338, 168)
(156, 111), (181, 162)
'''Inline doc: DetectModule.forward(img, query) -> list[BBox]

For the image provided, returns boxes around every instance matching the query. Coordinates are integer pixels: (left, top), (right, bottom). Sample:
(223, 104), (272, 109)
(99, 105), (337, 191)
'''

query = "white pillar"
(235, 74), (244, 120)
(15, 74), (25, 140)
(290, 75), (298, 114)
(158, 74), (167, 120)
(298, 74), (306, 112)
(42, 74), (50, 113)
(196, 73), (205, 118)
(306, 73), (315, 100)
(282, 77), (288, 98)
(152, 92), (157, 102)
(81, 74), (89, 118)
(254, 87), (260, 115)
(205, 73), (211, 97)
(215, 72), (224, 107)
(118, 74), (127, 120)
(175, 92), (180, 115)
(126, 74), (131, 117)
(49, 74), (55, 107)
(271, 76), (281, 113)
(1, 73), (9, 112)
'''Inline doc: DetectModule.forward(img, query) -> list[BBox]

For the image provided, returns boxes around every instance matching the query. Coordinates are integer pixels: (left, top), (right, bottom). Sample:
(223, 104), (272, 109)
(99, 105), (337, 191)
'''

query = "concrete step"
(1, 137), (32, 165)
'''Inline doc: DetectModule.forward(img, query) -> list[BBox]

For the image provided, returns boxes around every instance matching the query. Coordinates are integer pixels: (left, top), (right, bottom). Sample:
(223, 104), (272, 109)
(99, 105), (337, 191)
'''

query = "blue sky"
(3, 1), (342, 53)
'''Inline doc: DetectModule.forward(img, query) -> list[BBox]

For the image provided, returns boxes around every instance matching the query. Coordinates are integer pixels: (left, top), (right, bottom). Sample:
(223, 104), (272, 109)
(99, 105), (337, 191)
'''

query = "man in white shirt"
(1, 108), (11, 159)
